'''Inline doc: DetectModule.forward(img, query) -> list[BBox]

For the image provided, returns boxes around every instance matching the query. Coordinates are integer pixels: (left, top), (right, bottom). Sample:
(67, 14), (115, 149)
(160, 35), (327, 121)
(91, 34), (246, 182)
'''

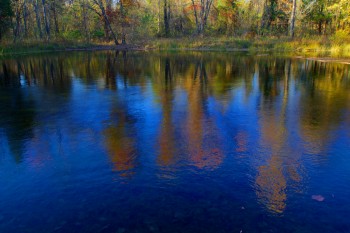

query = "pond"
(0, 51), (350, 233)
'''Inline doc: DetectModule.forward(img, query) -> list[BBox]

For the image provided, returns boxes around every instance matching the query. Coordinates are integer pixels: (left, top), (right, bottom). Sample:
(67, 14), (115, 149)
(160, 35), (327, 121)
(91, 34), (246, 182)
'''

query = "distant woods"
(0, 0), (349, 44)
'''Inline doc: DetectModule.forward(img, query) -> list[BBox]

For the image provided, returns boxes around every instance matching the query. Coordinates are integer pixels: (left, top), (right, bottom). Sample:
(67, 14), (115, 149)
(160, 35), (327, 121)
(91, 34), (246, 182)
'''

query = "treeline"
(0, 0), (349, 44)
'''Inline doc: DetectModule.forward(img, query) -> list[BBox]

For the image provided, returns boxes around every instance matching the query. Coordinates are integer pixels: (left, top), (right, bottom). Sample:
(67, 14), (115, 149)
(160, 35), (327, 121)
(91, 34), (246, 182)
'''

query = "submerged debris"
(312, 195), (325, 202)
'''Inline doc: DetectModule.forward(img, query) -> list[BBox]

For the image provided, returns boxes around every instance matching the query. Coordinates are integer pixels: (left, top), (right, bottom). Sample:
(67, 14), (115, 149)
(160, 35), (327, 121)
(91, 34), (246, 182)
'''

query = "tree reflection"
(255, 59), (301, 214)
(183, 59), (224, 170)
(0, 89), (36, 162)
(103, 106), (137, 177)
(0, 52), (349, 197)
(0, 55), (73, 162)
(157, 58), (177, 168)
(298, 60), (350, 155)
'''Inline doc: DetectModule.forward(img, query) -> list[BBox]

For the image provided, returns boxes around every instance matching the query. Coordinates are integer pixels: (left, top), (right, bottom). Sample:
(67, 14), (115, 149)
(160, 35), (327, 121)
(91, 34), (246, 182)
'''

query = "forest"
(0, 0), (349, 50)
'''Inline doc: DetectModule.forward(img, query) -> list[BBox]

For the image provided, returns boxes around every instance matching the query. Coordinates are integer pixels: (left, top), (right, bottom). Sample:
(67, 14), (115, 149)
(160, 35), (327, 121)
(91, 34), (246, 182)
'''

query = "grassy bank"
(145, 36), (350, 58)
(1, 36), (350, 58)
(0, 41), (88, 56)
(0, 41), (141, 57)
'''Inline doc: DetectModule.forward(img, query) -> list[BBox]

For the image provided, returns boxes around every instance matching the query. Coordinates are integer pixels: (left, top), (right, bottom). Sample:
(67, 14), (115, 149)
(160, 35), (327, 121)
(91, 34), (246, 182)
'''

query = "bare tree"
(289, 0), (297, 38)
(191, 0), (213, 34)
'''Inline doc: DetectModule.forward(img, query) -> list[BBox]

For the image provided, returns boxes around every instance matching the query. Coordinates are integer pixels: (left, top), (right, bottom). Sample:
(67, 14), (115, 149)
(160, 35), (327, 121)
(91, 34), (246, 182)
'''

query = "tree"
(163, 0), (171, 36)
(261, 0), (278, 33)
(0, 0), (13, 41)
(289, 0), (297, 37)
(32, 0), (43, 39)
(328, 0), (350, 33)
(191, 0), (214, 34)
(42, 0), (51, 39)
(302, 0), (332, 35)
(91, 0), (119, 45)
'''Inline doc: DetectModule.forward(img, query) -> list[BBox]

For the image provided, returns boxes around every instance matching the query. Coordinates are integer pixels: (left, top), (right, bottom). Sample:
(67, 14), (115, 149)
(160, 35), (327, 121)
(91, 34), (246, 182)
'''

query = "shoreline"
(1, 41), (350, 64)
(0, 44), (146, 57)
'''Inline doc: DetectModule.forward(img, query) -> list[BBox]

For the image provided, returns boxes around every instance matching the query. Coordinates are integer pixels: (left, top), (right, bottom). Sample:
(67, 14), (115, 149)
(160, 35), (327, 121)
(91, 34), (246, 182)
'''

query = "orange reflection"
(255, 60), (294, 214)
(184, 61), (224, 170)
(103, 111), (136, 176)
(256, 157), (287, 214)
(235, 131), (248, 153)
(156, 58), (177, 167)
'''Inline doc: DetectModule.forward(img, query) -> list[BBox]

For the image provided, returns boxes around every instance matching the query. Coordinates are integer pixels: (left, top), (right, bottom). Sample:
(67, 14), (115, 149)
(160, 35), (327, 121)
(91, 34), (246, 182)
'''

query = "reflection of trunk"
(49, 62), (55, 85)
(165, 58), (172, 85)
(106, 53), (116, 89)
(33, 0), (43, 39)
(2, 63), (9, 84)
(194, 60), (208, 85)
(29, 61), (37, 84)
(122, 51), (128, 86)
(58, 59), (64, 81)
(94, 0), (119, 45)
(16, 61), (22, 84)
(43, 60), (48, 85)
(283, 60), (291, 105)
(289, 0), (297, 38)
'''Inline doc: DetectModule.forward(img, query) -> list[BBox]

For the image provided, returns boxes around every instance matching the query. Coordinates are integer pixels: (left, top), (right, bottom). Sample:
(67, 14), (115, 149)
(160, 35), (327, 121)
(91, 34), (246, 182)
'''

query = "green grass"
(144, 36), (350, 58)
(1, 36), (350, 58)
(0, 40), (115, 57)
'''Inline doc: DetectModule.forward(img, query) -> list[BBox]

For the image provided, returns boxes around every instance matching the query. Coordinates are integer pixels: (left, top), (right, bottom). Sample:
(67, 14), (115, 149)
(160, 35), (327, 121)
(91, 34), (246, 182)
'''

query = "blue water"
(0, 52), (350, 232)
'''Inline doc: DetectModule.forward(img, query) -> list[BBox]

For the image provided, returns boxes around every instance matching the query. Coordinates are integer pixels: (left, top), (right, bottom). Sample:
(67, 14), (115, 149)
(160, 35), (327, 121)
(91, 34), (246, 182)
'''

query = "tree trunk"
(202, 0), (213, 33)
(120, 0), (127, 44)
(289, 0), (297, 38)
(158, 0), (161, 34)
(33, 0), (43, 39)
(52, 2), (60, 34)
(191, 0), (200, 33)
(94, 0), (119, 45)
(192, 0), (213, 34)
(13, 8), (21, 42)
(82, 0), (90, 42)
(42, 0), (51, 40)
(164, 0), (170, 37)
(318, 21), (322, 35)
(199, 0), (204, 33)
(23, 1), (28, 38)
(261, 0), (271, 32)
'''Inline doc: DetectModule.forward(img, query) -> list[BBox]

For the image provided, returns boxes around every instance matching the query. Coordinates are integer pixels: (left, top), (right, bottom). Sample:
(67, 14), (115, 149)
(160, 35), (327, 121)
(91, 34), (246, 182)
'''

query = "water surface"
(0, 51), (350, 232)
